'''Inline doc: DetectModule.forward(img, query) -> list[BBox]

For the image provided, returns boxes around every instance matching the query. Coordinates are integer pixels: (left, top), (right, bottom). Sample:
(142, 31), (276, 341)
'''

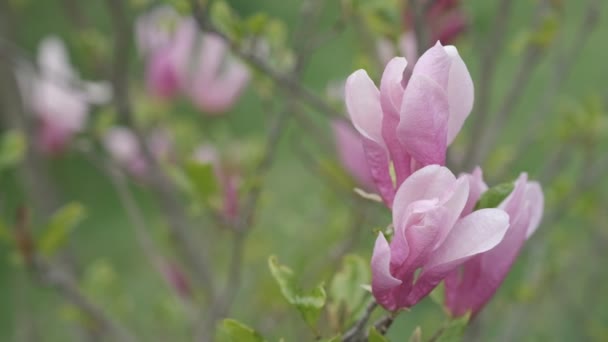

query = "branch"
(460, 0), (514, 171)
(464, 0), (550, 169)
(31, 258), (138, 342)
(492, 0), (601, 178)
(342, 300), (378, 342)
(188, 0), (343, 120)
(104, 0), (216, 296)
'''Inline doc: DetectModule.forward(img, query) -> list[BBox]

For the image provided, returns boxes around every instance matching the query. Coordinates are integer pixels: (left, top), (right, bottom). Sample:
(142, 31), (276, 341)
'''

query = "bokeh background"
(0, 0), (607, 341)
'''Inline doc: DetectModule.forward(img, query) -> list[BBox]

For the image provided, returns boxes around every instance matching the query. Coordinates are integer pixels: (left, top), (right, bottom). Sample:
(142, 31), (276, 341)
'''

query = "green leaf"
(435, 315), (470, 342)
(473, 182), (514, 211)
(329, 255), (370, 325)
(268, 256), (326, 332)
(0, 130), (26, 171)
(0, 219), (11, 243)
(319, 336), (341, 342)
(220, 319), (266, 342)
(409, 326), (422, 342)
(39, 203), (87, 256)
(368, 326), (389, 342)
(184, 160), (219, 201)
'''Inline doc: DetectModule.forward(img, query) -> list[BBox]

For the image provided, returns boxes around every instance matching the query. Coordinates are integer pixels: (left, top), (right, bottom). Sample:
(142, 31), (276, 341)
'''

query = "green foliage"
(0, 219), (11, 243)
(0, 130), (26, 172)
(38, 203), (87, 257)
(409, 326), (422, 342)
(219, 319), (267, 342)
(368, 326), (390, 342)
(474, 182), (514, 211)
(328, 255), (370, 328)
(435, 314), (470, 342)
(184, 159), (219, 200)
(268, 255), (327, 333)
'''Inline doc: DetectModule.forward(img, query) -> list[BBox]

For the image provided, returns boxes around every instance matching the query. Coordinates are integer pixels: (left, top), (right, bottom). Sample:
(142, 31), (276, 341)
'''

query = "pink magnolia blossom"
(193, 145), (240, 221)
(345, 42), (473, 207)
(332, 120), (375, 191)
(371, 165), (509, 311)
(160, 261), (192, 299)
(17, 36), (111, 155)
(444, 168), (544, 317)
(103, 127), (172, 178)
(135, 7), (250, 113)
(403, 0), (467, 49)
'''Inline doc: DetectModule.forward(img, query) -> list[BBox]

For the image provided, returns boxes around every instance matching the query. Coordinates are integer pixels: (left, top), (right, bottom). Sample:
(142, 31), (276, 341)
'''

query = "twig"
(373, 312), (396, 336)
(31, 258), (138, 342)
(104, 0), (216, 296)
(459, 0), (514, 171)
(492, 0), (601, 178)
(342, 300), (378, 342)
(188, 0), (343, 119)
(465, 0), (550, 169)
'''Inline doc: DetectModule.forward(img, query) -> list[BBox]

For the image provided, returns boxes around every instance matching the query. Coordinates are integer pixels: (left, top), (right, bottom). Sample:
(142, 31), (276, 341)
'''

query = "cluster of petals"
(135, 6), (250, 114)
(345, 42), (473, 207)
(16, 36), (111, 155)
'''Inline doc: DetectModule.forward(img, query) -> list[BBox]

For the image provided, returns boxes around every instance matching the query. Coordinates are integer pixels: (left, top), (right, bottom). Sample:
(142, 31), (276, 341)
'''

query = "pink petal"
(371, 233), (402, 310)
(361, 137), (394, 207)
(444, 46), (474, 144)
(425, 208), (509, 270)
(345, 70), (384, 145)
(397, 74), (449, 166)
(332, 120), (375, 191)
(434, 176), (469, 248)
(146, 49), (180, 99)
(524, 182), (544, 238)
(392, 165), (456, 230)
(461, 167), (488, 217)
(409, 42), (451, 90)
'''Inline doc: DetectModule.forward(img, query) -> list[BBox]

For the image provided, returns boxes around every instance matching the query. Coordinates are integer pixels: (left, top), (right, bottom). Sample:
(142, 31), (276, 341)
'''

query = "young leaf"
(409, 326), (422, 342)
(38, 203), (87, 256)
(435, 314), (470, 342)
(368, 326), (389, 342)
(0, 130), (26, 172)
(268, 256), (326, 331)
(473, 182), (514, 210)
(184, 160), (219, 201)
(329, 254), (370, 325)
(220, 319), (266, 342)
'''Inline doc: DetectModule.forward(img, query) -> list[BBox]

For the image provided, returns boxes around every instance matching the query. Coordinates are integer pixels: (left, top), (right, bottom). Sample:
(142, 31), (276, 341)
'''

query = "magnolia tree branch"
(189, 0), (343, 120)
(342, 300), (378, 341)
(460, 0), (514, 171)
(493, 0), (601, 179)
(30, 258), (138, 342)
(103, 0), (216, 297)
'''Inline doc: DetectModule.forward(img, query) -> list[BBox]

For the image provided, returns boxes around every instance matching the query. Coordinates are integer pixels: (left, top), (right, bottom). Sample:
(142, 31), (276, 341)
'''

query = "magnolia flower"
(135, 7), (250, 113)
(402, 0), (467, 60)
(444, 168), (544, 317)
(17, 36), (111, 155)
(103, 127), (172, 177)
(345, 42), (473, 207)
(371, 165), (510, 311)
(332, 120), (375, 191)
(193, 145), (240, 221)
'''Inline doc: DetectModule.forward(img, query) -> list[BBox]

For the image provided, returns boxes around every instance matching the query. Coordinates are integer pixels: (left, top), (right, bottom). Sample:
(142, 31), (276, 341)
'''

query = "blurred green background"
(1, 0), (607, 341)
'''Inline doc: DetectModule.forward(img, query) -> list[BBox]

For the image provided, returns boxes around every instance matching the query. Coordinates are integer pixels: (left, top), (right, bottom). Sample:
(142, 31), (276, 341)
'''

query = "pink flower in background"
(193, 145), (240, 221)
(345, 42), (473, 207)
(332, 120), (375, 191)
(160, 261), (192, 299)
(17, 36), (111, 155)
(371, 165), (509, 311)
(103, 127), (172, 178)
(402, 0), (467, 60)
(444, 169), (544, 317)
(135, 7), (250, 113)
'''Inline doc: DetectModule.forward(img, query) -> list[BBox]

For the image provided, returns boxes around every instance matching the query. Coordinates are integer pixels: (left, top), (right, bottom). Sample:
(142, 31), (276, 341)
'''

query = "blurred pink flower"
(103, 127), (172, 178)
(17, 36), (111, 155)
(193, 145), (240, 221)
(135, 7), (250, 113)
(345, 42), (473, 207)
(161, 261), (192, 299)
(371, 165), (509, 311)
(444, 169), (544, 317)
(403, 0), (467, 52)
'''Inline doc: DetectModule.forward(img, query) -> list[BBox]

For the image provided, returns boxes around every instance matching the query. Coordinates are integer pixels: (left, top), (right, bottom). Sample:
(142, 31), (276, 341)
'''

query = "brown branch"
(342, 300), (378, 342)
(103, 0), (216, 296)
(30, 258), (138, 342)
(459, 0), (514, 171)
